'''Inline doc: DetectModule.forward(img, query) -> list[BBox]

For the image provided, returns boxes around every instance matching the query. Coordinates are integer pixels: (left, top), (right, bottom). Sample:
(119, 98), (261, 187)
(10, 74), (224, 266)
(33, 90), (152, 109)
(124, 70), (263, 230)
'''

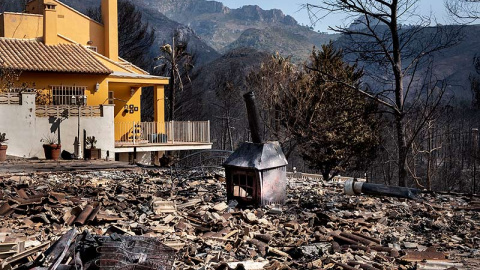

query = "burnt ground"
(0, 165), (478, 269)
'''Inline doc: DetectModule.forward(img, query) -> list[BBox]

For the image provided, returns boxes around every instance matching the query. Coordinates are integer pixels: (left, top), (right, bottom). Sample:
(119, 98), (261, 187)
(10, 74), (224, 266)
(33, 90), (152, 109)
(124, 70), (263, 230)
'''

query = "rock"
(245, 212), (258, 223)
(404, 242), (418, 249)
(311, 259), (322, 268)
(213, 202), (228, 212)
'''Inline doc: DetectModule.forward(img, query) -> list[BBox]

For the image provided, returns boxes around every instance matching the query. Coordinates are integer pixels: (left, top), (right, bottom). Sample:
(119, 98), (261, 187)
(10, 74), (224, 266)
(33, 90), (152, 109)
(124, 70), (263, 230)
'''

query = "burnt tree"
(249, 44), (381, 180)
(305, 0), (461, 186)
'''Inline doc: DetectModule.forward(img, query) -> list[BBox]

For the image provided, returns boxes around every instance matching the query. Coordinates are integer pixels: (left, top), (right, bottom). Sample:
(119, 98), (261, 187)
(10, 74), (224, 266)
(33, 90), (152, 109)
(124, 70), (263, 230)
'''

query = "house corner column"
(153, 85), (165, 132)
(101, 104), (116, 159)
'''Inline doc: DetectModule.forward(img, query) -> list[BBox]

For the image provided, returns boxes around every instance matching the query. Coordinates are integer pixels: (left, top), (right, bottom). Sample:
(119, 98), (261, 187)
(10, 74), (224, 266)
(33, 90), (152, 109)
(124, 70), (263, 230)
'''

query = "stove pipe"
(243, 91), (263, 144)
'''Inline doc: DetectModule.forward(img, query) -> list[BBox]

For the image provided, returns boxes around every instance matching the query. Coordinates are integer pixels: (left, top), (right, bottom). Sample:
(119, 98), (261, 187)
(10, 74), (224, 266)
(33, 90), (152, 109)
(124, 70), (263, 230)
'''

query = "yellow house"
(0, 0), (211, 162)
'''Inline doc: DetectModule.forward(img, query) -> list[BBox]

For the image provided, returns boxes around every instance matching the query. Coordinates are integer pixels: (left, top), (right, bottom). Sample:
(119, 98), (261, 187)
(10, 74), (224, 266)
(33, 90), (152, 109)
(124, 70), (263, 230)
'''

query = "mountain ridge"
(134, 0), (334, 57)
(1, 0), (477, 101)
(58, 0), (221, 67)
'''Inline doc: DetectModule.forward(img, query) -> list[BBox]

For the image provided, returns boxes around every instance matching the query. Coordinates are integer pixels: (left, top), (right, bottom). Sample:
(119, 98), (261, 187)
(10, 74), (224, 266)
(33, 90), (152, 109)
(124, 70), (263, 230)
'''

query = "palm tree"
(155, 32), (194, 121)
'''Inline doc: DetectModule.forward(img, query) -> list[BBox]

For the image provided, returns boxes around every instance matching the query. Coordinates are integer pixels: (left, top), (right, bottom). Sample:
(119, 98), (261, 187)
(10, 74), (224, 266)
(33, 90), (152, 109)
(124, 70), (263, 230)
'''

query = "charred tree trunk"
(396, 115), (408, 187)
(391, 1), (408, 187)
(227, 115), (234, 151)
(426, 123), (433, 190)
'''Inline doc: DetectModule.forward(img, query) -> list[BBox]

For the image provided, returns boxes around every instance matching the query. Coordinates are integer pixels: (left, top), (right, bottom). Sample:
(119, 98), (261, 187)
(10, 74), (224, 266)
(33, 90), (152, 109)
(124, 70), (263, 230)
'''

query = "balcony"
(114, 121), (212, 152)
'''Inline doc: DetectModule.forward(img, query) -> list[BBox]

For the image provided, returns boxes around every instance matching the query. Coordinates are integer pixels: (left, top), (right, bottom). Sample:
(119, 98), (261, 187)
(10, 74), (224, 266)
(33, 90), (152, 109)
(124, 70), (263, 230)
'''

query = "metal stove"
(223, 92), (288, 206)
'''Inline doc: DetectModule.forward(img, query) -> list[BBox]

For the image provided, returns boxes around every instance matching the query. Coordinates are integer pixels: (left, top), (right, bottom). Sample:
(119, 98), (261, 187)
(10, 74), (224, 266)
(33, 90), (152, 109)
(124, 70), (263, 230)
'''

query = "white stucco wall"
(0, 93), (115, 159)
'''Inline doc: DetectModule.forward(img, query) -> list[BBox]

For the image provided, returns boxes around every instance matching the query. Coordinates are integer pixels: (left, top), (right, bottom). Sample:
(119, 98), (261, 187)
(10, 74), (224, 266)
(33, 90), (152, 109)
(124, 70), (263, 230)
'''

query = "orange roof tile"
(0, 38), (112, 74)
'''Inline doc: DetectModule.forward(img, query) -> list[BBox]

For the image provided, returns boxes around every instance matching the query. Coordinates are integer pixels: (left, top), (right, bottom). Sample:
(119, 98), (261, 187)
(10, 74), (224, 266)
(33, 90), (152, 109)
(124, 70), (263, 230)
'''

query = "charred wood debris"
(0, 168), (478, 270)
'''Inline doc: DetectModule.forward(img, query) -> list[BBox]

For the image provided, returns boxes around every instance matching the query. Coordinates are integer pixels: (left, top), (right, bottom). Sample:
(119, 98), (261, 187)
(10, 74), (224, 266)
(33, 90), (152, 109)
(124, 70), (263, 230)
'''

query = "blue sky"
(219, 0), (450, 33)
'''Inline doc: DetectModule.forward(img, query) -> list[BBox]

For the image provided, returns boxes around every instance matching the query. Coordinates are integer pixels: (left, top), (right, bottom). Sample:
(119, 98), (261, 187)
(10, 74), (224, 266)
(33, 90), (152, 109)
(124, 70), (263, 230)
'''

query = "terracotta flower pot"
(43, 144), (61, 160)
(0, 145), (7, 162)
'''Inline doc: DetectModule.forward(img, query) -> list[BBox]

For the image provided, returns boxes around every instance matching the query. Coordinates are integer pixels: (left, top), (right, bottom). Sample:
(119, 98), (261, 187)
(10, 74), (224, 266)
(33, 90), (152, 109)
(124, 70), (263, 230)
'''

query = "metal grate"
(51, 85), (86, 105)
(232, 171), (255, 199)
(94, 235), (176, 270)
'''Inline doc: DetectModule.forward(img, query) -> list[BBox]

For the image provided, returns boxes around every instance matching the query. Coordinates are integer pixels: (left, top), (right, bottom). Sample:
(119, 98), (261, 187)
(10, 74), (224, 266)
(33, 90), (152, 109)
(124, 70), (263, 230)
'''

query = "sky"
(219, 0), (450, 33)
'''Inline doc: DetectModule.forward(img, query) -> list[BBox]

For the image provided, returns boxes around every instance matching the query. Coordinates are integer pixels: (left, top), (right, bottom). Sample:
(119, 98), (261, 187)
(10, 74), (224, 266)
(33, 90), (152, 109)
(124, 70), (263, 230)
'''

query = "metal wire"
(94, 236), (176, 270)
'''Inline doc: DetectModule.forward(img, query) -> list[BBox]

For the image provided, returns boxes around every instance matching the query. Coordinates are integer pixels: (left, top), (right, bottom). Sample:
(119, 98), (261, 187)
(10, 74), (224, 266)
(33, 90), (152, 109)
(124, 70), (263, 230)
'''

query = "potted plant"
(85, 136), (101, 160)
(41, 134), (61, 160)
(0, 132), (8, 162)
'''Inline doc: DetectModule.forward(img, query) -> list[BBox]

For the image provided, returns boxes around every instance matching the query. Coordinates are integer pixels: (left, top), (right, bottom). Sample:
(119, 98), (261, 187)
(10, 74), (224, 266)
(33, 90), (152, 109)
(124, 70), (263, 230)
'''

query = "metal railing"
(115, 121), (210, 145)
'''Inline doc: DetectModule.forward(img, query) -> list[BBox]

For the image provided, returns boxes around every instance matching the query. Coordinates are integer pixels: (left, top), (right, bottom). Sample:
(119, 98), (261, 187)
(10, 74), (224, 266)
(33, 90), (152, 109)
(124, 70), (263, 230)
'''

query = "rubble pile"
(0, 169), (479, 269)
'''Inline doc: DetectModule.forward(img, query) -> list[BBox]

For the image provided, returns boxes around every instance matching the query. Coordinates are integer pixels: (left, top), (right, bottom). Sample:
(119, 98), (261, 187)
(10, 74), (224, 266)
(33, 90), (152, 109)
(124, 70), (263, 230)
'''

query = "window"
(232, 171), (255, 199)
(51, 86), (86, 105)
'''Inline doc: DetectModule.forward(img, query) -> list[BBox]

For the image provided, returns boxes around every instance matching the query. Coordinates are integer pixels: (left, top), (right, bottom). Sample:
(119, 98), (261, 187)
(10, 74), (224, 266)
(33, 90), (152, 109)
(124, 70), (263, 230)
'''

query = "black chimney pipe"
(243, 91), (263, 144)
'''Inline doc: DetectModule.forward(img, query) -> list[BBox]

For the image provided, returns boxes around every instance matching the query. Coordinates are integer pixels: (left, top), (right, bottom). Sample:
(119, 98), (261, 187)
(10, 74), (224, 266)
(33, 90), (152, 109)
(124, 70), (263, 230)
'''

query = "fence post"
(208, 120), (211, 143)
(188, 121), (191, 142)
(172, 121), (175, 144)
(133, 121), (136, 145)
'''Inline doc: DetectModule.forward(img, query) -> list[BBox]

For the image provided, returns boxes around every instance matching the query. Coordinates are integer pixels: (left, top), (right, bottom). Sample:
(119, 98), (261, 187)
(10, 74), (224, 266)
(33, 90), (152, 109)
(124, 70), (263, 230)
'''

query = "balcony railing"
(115, 121), (210, 146)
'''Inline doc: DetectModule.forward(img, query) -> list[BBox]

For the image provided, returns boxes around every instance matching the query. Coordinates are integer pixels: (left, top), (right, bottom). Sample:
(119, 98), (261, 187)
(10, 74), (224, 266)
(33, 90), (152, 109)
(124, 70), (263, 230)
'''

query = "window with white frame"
(51, 86), (86, 105)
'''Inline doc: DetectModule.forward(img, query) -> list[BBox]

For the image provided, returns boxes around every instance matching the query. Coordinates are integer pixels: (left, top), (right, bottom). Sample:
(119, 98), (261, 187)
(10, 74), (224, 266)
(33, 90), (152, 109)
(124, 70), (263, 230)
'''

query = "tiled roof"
(0, 38), (112, 74)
